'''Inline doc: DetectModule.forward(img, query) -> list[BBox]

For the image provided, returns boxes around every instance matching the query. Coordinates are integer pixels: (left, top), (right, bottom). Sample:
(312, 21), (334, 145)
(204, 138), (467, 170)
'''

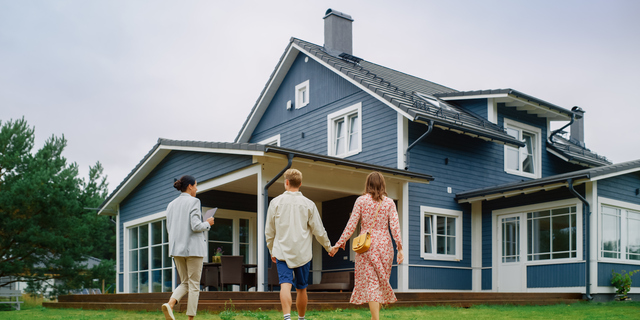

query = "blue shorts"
(276, 260), (311, 289)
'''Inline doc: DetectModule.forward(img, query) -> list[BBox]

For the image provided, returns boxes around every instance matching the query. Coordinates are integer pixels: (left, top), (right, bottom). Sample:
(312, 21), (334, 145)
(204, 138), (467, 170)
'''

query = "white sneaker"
(162, 303), (175, 320)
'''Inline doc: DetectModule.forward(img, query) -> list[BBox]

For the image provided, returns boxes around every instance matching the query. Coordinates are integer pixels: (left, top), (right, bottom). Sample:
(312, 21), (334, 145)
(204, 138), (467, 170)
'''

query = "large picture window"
(527, 206), (577, 261)
(327, 103), (362, 158)
(128, 220), (172, 293)
(504, 119), (541, 179)
(601, 202), (640, 261)
(420, 206), (462, 261)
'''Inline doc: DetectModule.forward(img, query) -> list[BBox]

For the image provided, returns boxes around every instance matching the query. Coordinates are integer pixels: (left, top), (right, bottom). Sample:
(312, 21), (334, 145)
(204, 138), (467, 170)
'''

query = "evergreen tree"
(0, 117), (113, 295)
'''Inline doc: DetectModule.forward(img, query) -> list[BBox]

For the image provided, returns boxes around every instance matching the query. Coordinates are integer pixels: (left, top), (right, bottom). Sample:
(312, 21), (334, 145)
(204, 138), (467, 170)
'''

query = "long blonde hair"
(363, 171), (387, 202)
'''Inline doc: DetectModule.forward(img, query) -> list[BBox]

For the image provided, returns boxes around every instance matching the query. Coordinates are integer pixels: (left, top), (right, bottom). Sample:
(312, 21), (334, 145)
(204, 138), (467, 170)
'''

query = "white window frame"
(420, 206), (463, 261)
(257, 134), (281, 147)
(492, 199), (583, 266)
(327, 102), (363, 158)
(598, 197), (640, 263)
(503, 118), (542, 179)
(123, 211), (174, 294)
(295, 80), (310, 109)
(204, 208), (257, 265)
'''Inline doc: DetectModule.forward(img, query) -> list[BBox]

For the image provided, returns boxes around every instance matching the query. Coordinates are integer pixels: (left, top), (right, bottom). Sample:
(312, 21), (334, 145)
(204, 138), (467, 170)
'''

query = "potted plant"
(212, 247), (224, 263)
(611, 269), (639, 301)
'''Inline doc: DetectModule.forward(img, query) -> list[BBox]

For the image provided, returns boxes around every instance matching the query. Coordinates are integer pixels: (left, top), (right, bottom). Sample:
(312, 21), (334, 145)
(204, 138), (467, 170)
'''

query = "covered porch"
(195, 146), (432, 292)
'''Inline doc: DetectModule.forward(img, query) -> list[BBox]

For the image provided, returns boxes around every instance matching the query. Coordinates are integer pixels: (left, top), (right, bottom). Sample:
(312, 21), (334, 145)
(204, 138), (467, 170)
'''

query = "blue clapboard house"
(98, 9), (640, 299)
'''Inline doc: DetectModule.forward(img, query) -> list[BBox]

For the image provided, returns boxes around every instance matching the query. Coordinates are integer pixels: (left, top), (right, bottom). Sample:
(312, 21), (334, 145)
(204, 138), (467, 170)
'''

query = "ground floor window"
(128, 220), (171, 293)
(601, 201), (640, 261)
(206, 209), (256, 264)
(527, 206), (577, 261)
(420, 206), (462, 260)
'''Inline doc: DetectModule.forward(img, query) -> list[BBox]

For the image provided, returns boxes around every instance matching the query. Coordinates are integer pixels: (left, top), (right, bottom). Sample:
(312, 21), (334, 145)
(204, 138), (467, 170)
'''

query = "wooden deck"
(43, 291), (584, 312)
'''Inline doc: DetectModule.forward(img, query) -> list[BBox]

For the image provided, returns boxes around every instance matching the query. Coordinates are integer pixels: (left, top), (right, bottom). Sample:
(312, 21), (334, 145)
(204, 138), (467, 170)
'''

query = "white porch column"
(471, 201), (483, 291)
(257, 166), (267, 292)
(397, 181), (410, 292)
(312, 201), (323, 284)
(587, 181), (598, 294)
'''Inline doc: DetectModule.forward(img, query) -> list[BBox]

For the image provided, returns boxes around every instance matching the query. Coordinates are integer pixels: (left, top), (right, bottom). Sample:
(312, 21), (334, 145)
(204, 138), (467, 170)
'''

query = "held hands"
(206, 217), (214, 226)
(328, 246), (340, 257)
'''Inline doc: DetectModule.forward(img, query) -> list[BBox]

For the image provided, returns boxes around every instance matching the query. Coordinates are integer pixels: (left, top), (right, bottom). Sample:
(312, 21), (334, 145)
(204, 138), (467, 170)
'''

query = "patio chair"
(220, 256), (244, 290)
(201, 264), (220, 291)
(267, 261), (280, 291)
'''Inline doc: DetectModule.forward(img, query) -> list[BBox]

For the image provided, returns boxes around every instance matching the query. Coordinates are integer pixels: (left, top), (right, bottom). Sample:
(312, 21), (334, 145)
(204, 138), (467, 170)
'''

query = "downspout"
(262, 152), (293, 291)
(549, 107), (582, 145)
(567, 178), (593, 301)
(405, 120), (434, 170)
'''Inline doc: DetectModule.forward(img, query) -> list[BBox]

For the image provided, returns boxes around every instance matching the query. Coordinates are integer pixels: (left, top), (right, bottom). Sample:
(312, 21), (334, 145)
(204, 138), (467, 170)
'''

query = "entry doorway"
(496, 213), (525, 292)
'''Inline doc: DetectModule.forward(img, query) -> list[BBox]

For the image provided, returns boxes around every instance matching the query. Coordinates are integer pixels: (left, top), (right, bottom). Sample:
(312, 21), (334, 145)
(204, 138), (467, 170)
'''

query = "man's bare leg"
(296, 288), (307, 318)
(280, 283), (293, 315)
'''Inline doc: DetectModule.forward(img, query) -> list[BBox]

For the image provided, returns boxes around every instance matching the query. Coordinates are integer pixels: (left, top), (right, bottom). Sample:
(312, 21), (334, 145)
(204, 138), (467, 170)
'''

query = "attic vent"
(339, 52), (363, 64)
(414, 92), (459, 113)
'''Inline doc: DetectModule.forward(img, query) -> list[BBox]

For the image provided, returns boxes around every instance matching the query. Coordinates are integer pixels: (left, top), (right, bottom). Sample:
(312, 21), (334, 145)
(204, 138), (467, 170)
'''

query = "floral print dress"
(335, 194), (403, 305)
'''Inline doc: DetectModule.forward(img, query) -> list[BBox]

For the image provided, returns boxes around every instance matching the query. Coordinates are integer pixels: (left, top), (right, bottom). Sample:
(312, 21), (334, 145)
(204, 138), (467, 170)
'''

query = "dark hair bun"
(173, 180), (183, 191)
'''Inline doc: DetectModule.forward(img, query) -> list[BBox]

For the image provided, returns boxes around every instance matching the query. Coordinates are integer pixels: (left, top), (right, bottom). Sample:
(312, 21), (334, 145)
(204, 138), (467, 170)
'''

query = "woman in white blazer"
(162, 175), (214, 320)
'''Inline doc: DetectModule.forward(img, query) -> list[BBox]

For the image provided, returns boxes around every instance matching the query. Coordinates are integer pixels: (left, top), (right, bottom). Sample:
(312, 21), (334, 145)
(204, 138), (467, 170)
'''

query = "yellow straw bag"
(352, 201), (382, 254)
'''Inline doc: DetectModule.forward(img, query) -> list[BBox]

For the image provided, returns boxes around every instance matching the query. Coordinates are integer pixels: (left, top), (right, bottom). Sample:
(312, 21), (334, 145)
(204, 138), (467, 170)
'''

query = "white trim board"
(257, 134), (281, 147)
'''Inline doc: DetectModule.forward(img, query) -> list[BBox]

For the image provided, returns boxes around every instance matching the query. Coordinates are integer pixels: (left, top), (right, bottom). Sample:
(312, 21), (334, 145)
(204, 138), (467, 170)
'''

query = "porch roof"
(98, 139), (432, 215)
(455, 158), (640, 203)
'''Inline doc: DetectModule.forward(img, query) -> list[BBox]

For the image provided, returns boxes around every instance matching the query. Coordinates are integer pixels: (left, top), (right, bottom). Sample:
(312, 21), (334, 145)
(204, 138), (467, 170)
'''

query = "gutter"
(262, 152), (293, 291)
(405, 120), (433, 170)
(567, 178), (593, 301)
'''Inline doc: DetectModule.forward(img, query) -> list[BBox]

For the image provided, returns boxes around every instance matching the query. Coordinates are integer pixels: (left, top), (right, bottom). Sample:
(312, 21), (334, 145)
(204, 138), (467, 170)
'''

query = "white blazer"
(166, 193), (210, 257)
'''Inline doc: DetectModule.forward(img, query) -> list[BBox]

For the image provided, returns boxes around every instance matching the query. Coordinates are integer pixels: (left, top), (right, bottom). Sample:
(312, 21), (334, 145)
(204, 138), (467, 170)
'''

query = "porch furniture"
(306, 271), (354, 292)
(0, 289), (23, 311)
(201, 263), (220, 291)
(267, 261), (280, 291)
(220, 255), (243, 290)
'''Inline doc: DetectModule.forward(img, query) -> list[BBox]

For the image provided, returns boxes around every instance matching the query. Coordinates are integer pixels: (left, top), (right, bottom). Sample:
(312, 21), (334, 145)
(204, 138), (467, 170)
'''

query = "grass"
(2, 300), (640, 320)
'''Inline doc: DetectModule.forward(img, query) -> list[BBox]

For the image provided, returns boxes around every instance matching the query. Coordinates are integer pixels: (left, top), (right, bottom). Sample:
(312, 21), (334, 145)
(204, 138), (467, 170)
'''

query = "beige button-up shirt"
(265, 191), (332, 268)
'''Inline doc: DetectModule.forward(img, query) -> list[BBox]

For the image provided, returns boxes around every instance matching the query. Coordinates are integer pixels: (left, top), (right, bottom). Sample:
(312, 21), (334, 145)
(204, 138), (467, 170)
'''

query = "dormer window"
(327, 103), (362, 158)
(295, 80), (310, 109)
(504, 119), (541, 179)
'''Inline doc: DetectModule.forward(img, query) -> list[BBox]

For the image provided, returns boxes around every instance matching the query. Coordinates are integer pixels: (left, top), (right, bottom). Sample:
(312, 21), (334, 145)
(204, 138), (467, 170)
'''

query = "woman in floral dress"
(330, 172), (404, 320)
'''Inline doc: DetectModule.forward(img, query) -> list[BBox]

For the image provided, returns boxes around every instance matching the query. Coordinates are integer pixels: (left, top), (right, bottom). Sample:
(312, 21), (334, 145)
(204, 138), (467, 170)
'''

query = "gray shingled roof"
(548, 135), (611, 167)
(235, 38), (525, 148)
(289, 38), (525, 147)
(455, 158), (640, 201)
(434, 89), (574, 118)
(99, 138), (433, 212)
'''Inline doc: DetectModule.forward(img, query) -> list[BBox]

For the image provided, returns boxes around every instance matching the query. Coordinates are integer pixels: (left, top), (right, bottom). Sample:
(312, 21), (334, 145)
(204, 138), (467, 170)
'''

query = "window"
(206, 209), (256, 265)
(527, 206), (577, 261)
(327, 103), (362, 158)
(295, 80), (310, 109)
(504, 119), (541, 178)
(128, 220), (172, 293)
(420, 206), (462, 260)
(601, 202), (640, 261)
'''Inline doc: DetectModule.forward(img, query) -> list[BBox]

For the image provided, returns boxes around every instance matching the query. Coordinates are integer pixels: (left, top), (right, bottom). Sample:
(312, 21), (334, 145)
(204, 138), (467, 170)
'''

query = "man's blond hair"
(284, 168), (302, 188)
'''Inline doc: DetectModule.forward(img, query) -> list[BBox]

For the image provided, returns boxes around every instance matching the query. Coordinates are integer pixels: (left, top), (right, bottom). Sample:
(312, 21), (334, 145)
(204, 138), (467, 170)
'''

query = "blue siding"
(453, 99), (488, 119)
(250, 53), (398, 168)
(408, 266), (472, 290)
(527, 263), (585, 288)
(598, 262), (640, 287)
(482, 269), (492, 290)
(118, 274), (123, 293)
(598, 174), (640, 206)
(118, 151), (253, 272)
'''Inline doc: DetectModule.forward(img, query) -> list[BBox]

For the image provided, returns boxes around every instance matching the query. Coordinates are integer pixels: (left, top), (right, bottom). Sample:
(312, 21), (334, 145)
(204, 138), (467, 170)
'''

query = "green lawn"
(2, 301), (640, 320)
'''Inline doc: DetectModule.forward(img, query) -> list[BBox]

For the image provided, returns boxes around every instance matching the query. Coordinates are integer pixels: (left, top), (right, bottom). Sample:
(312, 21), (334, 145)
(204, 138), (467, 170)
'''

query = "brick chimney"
(323, 9), (353, 56)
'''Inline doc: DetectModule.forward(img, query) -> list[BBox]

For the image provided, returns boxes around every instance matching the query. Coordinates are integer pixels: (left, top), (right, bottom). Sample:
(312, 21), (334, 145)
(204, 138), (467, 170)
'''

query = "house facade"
(98, 9), (640, 299)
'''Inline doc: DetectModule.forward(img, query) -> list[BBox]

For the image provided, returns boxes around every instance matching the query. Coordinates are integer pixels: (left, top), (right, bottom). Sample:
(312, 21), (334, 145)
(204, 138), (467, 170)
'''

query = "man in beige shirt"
(265, 168), (332, 320)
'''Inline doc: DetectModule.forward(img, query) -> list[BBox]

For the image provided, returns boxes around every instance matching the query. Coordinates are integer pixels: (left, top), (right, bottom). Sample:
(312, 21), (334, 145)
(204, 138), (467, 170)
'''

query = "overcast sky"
(2, 0), (639, 192)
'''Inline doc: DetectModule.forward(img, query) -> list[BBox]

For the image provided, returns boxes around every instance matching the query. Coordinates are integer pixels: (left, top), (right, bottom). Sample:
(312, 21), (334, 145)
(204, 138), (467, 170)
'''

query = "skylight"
(415, 92), (458, 113)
